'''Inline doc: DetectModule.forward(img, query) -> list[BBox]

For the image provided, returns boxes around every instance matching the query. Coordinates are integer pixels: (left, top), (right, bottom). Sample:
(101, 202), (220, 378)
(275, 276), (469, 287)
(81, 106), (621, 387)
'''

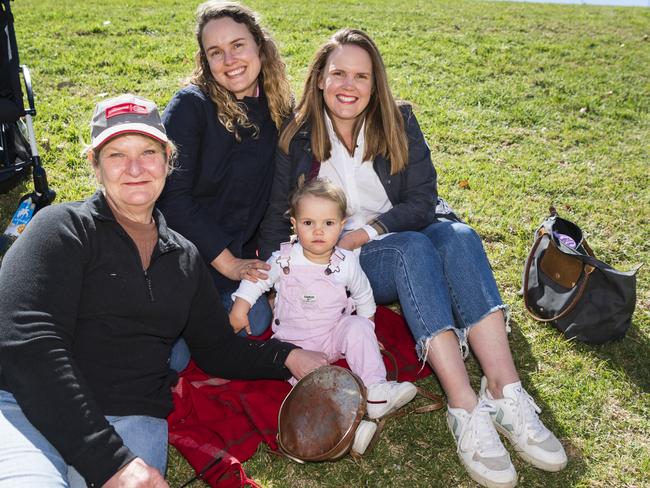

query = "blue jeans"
(359, 220), (505, 359)
(0, 390), (167, 487)
(169, 289), (272, 373)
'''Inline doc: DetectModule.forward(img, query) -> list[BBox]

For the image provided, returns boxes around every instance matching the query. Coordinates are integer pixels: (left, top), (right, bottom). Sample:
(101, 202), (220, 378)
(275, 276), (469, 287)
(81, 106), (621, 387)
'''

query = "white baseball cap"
(90, 94), (168, 149)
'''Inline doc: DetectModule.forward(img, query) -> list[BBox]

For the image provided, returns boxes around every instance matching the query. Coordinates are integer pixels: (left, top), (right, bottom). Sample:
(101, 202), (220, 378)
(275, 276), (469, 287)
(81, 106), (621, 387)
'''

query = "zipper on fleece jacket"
(114, 226), (157, 303)
(113, 222), (180, 304)
(144, 270), (155, 302)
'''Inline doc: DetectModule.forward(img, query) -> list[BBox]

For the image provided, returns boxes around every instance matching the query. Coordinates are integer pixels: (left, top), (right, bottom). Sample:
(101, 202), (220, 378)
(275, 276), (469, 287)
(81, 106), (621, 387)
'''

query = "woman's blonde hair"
(190, 1), (293, 140)
(279, 28), (408, 175)
(289, 178), (348, 220)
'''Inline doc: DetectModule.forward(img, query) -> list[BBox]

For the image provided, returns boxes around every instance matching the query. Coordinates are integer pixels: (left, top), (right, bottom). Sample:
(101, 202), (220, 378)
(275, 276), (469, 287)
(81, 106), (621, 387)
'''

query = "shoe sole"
(455, 452), (518, 488)
(367, 385), (418, 419)
(351, 422), (378, 456)
(494, 424), (568, 472)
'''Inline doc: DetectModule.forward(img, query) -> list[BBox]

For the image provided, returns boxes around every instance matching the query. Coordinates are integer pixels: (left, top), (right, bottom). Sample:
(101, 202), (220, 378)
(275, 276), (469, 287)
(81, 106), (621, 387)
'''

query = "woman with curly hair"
(158, 1), (293, 347)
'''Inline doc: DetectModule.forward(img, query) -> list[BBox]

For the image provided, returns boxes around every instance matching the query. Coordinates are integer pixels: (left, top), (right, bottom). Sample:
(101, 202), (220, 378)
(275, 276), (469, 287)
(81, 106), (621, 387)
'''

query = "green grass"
(3, 0), (649, 486)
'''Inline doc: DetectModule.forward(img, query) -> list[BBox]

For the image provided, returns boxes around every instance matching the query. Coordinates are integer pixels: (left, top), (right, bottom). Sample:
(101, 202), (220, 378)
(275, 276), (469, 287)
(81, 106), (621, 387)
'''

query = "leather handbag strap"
(412, 387), (446, 414)
(378, 344), (444, 414)
(379, 345), (399, 382)
(389, 387), (445, 418)
(523, 227), (595, 322)
(356, 386), (445, 458)
(372, 387), (445, 429)
(275, 347), (444, 462)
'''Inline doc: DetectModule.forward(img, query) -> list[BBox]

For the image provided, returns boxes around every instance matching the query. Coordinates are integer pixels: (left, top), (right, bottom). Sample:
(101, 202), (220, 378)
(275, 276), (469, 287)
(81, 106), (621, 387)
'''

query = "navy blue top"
(158, 84), (277, 292)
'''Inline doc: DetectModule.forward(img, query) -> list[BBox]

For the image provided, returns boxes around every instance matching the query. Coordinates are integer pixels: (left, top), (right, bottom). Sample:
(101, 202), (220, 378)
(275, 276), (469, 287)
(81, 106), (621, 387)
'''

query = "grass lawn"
(2, 0), (648, 486)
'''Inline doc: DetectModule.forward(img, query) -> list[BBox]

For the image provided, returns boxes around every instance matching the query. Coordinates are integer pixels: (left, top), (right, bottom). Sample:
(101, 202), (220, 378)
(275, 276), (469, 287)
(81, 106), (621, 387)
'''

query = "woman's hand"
(102, 458), (168, 488)
(284, 349), (328, 380)
(211, 249), (270, 282)
(337, 228), (370, 251)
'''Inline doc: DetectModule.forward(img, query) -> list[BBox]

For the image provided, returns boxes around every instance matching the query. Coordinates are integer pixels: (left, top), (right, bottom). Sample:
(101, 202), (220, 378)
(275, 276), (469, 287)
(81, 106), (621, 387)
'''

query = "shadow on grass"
(575, 323), (650, 394)
(501, 318), (588, 487)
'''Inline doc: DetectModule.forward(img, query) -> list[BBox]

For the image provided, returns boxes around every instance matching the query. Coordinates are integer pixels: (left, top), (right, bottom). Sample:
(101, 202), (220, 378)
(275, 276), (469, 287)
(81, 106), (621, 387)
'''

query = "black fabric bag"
(522, 209), (640, 344)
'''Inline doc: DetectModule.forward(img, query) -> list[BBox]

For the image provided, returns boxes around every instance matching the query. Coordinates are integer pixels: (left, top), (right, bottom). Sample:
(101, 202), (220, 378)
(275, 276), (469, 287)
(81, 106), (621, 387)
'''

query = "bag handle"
(379, 345), (399, 381)
(355, 386), (445, 458)
(372, 387), (444, 426)
(377, 344), (444, 414)
(523, 227), (595, 322)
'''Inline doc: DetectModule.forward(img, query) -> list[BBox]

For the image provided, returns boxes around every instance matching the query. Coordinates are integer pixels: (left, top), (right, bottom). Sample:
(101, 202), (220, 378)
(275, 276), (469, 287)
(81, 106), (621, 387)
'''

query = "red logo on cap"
(105, 103), (148, 119)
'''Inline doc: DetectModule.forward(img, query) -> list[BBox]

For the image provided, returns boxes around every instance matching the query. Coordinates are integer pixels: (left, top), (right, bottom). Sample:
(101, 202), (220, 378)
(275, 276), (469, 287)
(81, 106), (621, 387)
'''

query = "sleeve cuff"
(74, 440), (136, 487)
(361, 224), (379, 241)
(266, 339), (301, 370)
(231, 291), (256, 307)
(356, 303), (377, 318)
(364, 219), (388, 238)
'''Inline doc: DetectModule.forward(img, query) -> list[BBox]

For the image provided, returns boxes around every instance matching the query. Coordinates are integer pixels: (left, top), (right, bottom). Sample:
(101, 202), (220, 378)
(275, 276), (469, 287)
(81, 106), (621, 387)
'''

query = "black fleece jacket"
(0, 191), (297, 487)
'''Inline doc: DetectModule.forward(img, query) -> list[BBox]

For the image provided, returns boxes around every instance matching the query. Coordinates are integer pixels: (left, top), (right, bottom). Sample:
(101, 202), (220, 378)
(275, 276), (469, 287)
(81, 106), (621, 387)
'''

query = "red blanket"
(167, 306), (433, 487)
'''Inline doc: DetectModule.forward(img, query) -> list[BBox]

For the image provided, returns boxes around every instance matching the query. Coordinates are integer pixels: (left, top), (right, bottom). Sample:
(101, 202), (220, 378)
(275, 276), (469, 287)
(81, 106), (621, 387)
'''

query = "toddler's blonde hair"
(288, 178), (347, 220)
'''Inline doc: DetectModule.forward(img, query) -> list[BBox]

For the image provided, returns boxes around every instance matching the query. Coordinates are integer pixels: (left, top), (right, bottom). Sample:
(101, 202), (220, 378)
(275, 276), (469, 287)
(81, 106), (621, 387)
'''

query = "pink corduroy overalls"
(271, 242), (387, 386)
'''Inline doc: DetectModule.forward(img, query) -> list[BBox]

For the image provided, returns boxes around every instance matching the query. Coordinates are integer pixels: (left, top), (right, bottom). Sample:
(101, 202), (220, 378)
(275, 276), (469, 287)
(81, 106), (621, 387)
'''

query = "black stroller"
(1, 0), (55, 255)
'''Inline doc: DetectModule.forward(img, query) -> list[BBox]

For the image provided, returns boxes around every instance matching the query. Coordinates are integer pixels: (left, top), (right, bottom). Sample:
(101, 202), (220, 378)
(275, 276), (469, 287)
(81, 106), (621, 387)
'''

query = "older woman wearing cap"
(0, 94), (326, 488)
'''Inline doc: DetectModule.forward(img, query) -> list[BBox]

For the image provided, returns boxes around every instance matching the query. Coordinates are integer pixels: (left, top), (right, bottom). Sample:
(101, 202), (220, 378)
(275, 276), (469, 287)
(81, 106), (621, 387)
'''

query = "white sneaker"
(480, 377), (568, 472)
(447, 400), (518, 488)
(351, 420), (377, 456)
(366, 381), (417, 419)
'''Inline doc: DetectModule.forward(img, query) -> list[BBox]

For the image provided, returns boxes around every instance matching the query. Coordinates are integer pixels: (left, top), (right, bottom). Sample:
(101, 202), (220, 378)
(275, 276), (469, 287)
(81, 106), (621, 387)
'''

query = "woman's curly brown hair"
(190, 1), (293, 141)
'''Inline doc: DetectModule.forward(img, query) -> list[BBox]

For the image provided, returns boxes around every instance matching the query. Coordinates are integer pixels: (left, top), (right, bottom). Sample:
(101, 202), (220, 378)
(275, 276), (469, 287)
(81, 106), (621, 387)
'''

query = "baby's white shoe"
(366, 381), (417, 419)
(351, 420), (377, 455)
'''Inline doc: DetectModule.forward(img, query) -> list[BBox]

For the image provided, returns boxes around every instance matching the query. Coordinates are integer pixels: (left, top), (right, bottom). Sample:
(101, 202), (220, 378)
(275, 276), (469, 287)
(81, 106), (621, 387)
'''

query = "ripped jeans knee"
(416, 304), (511, 364)
(416, 327), (470, 364)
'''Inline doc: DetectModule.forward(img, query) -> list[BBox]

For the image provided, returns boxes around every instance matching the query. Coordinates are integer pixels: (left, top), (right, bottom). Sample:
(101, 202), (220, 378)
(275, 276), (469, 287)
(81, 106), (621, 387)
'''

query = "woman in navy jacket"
(158, 2), (292, 337)
(260, 29), (567, 488)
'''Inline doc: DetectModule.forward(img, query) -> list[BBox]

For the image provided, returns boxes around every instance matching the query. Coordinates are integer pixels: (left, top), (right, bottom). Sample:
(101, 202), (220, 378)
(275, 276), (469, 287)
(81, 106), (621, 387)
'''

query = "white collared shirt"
(318, 112), (393, 241)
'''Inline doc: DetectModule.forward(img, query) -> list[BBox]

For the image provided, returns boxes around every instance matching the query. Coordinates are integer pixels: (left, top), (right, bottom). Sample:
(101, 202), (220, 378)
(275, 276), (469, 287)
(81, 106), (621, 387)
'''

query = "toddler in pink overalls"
(230, 179), (417, 453)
